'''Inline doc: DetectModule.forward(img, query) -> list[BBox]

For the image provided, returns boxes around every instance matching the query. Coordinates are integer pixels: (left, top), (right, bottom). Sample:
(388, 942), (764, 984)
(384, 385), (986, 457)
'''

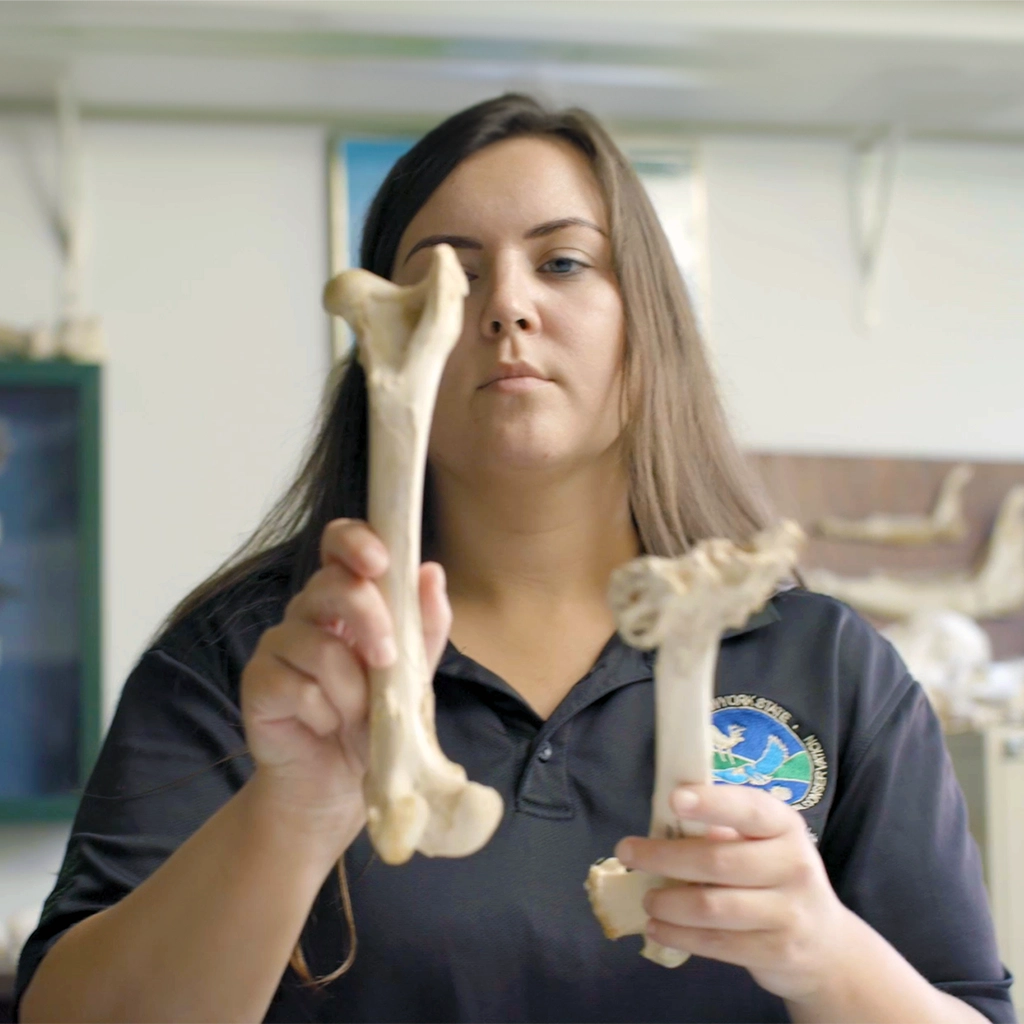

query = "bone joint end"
(585, 859), (690, 968)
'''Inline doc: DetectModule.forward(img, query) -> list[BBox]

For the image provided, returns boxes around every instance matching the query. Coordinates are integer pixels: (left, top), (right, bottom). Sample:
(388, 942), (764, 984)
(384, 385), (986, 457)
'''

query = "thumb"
(419, 561), (453, 672)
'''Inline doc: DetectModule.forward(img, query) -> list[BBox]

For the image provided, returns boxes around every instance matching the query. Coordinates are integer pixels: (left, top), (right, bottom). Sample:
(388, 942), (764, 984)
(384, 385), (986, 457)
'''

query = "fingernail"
(615, 840), (634, 867)
(366, 546), (388, 575)
(672, 788), (699, 816)
(371, 636), (397, 668)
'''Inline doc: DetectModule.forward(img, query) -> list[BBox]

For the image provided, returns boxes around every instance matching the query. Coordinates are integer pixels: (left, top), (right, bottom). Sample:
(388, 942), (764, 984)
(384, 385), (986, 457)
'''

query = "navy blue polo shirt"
(15, 567), (1016, 1022)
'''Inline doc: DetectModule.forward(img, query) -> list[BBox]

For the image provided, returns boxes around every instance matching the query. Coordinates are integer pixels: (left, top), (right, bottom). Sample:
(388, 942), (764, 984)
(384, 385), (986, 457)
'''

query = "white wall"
(0, 115), (1023, 928)
(89, 120), (330, 720)
(704, 135), (1024, 458)
(0, 117), (330, 922)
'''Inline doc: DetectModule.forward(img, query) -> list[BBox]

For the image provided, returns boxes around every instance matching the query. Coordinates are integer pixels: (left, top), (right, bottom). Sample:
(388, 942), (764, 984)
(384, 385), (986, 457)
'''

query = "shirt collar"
(437, 629), (653, 732)
(722, 598), (781, 639)
(436, 598), (780, 692)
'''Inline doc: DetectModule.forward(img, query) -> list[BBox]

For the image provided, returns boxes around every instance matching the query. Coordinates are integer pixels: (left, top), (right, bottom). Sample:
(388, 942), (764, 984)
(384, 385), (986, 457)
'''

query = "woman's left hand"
(615, 784), (856, 1003)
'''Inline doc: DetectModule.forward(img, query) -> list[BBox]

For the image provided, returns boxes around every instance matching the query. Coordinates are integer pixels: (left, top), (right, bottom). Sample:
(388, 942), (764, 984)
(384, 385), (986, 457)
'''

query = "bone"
(322, 244), (504, 866)
(0, 318), (106, 362)
(586, 521), (804, 967)
(815, 464), (973, 544)
(0, 321), (57, 360)
(807, 486), (1024, 621)
(882, 610), (1024, 731)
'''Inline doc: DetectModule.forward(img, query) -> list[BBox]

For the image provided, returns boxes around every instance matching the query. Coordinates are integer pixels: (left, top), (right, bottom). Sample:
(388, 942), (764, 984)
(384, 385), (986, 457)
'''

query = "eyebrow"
(402, 217), (607, 265)
(403, 235), (482, 265)
(525, 217), (607, 239)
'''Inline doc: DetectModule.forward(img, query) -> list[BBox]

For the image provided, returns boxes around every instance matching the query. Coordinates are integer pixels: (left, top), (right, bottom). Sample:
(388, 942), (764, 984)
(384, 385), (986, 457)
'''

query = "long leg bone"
(322, 244), (504, 866)
(807, 486), (1024, 620)
(815, 464), (973, 545)
(586, 521), (804, 967)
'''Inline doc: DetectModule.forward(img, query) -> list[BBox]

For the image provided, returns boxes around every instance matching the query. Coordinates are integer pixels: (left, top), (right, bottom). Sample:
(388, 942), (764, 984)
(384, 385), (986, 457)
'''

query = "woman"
(16, 94), (1014, 1023)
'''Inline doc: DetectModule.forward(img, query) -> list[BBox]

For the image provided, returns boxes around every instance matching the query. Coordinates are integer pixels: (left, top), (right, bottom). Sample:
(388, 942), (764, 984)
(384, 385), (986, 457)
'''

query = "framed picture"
(624, 140), (711, 334)
(0, 361), (101, 821)
(326, 133), (710, 358)
(327, 137), (415, 361)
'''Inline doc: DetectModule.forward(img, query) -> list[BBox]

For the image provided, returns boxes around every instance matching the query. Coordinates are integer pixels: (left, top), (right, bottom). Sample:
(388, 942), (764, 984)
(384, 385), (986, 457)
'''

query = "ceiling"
(2, 1), (1024, 139)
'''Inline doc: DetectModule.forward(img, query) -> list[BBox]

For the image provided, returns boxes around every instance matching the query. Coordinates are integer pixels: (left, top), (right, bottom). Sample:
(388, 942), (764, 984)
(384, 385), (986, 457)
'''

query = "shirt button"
(537, 742), (553, 763)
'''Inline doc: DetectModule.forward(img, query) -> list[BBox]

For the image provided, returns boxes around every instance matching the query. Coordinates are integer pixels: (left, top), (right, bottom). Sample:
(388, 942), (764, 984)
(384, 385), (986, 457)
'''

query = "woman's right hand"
(239, 518), (452, 855)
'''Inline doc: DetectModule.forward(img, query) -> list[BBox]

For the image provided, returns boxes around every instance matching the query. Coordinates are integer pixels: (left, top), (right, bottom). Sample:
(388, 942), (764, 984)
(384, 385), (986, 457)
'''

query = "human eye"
(540, 255), (588, 276)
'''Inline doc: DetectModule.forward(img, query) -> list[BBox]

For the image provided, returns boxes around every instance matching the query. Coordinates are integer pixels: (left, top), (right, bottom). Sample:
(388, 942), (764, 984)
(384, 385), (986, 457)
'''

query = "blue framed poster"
(343, 138), (416, 268)
(328, 137), (416, 361)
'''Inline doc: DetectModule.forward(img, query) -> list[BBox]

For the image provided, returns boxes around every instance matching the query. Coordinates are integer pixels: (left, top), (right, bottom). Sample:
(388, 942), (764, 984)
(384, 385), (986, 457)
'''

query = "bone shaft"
(365, 393), (432, 764)
(649, 636), (716, 839)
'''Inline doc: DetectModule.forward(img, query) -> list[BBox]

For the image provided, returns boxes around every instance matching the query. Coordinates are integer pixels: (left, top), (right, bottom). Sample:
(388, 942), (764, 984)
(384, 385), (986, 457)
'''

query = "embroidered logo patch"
(711, 695), (828, 810)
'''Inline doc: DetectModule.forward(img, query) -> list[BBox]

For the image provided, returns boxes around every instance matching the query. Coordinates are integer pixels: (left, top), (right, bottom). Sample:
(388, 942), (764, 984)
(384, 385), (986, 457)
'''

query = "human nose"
(477, 257), (539, 340)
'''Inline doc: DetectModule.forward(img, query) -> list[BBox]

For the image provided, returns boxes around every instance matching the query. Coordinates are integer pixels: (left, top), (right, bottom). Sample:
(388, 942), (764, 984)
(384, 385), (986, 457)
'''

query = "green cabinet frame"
(0, 360), (101, 821)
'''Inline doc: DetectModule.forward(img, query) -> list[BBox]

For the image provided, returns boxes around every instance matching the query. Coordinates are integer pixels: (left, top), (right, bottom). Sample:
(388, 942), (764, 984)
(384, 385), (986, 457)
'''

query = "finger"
(320, 518), (389, 579)
(669, 784), (802, 839)
(706, 825), (741, 842)
(644, 883), (792, 933)
(289, 564), (396, 669)
(644, 919), (780, 972)
(258, 620), (369, 728)
(243, 666), (344, 769)
(420, 562), (452, 671)
(293, 680), (343, 738)
(244, 647), (343, 738)
(616, 833), (794, 888)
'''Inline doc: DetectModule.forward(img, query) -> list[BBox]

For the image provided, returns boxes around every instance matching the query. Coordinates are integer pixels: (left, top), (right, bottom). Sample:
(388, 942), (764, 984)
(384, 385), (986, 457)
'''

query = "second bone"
(586, 522), (804, 968)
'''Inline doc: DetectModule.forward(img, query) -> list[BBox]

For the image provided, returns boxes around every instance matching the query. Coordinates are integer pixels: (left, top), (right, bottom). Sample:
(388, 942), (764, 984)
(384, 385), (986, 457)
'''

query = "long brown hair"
(166, 92), (769, 632)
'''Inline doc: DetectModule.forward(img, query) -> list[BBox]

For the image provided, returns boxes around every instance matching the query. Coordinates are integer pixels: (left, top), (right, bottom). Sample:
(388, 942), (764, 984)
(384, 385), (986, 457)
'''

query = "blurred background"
(0, 0), (1023, 1007)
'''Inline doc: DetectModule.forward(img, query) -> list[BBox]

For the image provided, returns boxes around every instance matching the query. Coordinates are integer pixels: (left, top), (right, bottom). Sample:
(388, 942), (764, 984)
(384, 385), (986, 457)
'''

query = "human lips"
(480, 362), (551, 392)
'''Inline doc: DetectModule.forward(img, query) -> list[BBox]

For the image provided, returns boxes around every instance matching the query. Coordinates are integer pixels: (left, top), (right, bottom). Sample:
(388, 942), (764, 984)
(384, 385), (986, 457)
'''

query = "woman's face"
(392, 135), (627, 482)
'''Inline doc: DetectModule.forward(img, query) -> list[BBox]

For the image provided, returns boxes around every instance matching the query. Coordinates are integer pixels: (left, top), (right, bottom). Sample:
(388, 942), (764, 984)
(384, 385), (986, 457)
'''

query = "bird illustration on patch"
(710, 701), (827, 810)
(714, 734), (789, 786)
(711, 722), (746, 764)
